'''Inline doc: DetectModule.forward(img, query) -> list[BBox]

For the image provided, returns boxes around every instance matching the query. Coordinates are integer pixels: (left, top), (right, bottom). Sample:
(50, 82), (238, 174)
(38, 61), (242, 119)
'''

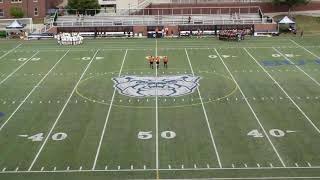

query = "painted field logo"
(112, 75), (200, 97)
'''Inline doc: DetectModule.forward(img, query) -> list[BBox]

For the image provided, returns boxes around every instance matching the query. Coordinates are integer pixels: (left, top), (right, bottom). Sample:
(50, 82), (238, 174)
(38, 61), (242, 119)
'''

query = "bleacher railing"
(58, 6), (261, 16)
(55, 17), (266, 27)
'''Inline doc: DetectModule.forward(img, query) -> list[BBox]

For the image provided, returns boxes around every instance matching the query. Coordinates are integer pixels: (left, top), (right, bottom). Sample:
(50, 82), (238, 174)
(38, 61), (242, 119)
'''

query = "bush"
(10, 6), (24, 18)
(0, 31), (6, 38)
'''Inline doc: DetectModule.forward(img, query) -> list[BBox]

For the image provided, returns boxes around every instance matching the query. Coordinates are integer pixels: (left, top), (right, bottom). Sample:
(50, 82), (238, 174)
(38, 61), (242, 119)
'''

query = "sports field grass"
(0, 36), (320, 180)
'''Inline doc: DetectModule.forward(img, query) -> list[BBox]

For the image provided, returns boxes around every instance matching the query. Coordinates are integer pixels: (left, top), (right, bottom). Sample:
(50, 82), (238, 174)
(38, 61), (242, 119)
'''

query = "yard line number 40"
(248, 129), (287, 138)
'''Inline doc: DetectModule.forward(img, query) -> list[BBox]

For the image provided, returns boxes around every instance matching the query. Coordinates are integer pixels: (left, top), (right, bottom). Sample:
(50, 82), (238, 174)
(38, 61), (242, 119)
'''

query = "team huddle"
(147, 56), (169, 69)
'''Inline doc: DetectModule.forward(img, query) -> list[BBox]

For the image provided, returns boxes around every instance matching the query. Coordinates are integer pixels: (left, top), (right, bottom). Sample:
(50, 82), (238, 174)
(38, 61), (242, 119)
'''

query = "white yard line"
(244, 48), (320, 135)
(289, 39), (320, 59)
(0, 43), (22, 60)
(92, 49), (128, 170)
(0, 51), (39, 86)
(155, 39), (159, 172)
(185, 48), (222, 168)
(273, 47), (320, 87)
(0, 50), (70, 132)
(28, 49), (100, 171)
(214, 48), (286, 167)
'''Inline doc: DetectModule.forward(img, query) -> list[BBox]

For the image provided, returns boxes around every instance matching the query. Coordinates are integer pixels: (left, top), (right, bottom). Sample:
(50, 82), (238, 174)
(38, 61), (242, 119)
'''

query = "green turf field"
(0, 36), (320, 180)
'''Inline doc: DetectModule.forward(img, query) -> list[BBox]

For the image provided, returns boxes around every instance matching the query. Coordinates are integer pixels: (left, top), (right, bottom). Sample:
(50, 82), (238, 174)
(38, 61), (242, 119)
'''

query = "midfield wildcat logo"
(112, 75), (201, 97)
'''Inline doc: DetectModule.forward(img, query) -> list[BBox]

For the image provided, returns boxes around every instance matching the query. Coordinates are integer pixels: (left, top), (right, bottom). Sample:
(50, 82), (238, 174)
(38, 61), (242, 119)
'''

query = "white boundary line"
(92, 49), (128, 170)
(273, 47), (320, 87)
(244, 48), (320, 134)
(0, 43), (22, 61)
(28, 49), (100, 171)
(214, 48), (286, 167)
(289, 39), (320, 59)
(155, 39), (159, 173)
(0, 51), (39, 86)
(2, 166), (320, 174)
(185, 48), (222, 168)
(0, 50), (70, 132)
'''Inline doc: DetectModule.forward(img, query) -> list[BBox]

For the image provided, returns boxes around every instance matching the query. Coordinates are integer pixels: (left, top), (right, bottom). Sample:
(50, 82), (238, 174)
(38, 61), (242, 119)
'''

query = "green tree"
(273, 0), (310, 15)
(67, 0), (101, 15)
(10, 6), (24, 18)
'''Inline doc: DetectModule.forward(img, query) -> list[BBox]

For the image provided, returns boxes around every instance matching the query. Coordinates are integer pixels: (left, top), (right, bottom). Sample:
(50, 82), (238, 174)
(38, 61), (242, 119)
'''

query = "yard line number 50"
(138, 131), (176, 140)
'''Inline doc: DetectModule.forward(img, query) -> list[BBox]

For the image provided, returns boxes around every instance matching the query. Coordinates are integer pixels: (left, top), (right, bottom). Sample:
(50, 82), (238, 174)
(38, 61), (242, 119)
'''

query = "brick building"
(0, 0), (62, 19)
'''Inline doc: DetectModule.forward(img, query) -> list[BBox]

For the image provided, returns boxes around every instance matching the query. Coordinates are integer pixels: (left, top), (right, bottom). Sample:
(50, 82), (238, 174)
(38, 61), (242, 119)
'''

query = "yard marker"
(0, 50), (70, 132)
(232, 164), (235, 168)
(131, 165), (133, 170)
(118, 166), (120, 170)
(40, 167), (44, 171)
(0, 51), (39, 86)
(79, 166), (82, 171)
(207, 164), (210, 168)
(53, 167), (56, 171)
(270, 163), (273, 167)
(105, 166), (108, 170)
(143, 165), (146, 170)
(295, 163), (299, 167)
(15, 167), (19, 172)
(216, 48), (286, 167)
(273, 47), (320, 87)
(28, 50), (99, 171)
(67, 166), (70, 171)
(244, 164), (248, 168)
(0, 43), (22, 61)
(92, 50), (128, 170)
(2, 168), (6, 172)
(257, 164), (261, 168)
(181, 165), (184, 169)
(194, 164), (197, 169)
(185, 48), (222, 168)
(245, 48), (320, 135)
(168, 165), (171, 169)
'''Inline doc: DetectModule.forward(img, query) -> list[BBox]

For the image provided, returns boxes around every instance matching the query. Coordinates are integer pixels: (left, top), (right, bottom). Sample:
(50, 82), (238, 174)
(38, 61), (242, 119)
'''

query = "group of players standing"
(148, 56), (168, 69)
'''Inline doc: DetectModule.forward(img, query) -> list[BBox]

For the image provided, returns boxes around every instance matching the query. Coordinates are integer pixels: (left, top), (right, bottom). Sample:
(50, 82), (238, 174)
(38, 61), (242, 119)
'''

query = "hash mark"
(295, 163), (299, 167)
(232, 164), (235, 168)
(181, 164), (184, 169)
(41, 167), (44, 171)
(257, 163), (260, 168)
(269, 163), (273, 167)
(244, 163), (248, 168)
(15, 167), (19, 172)
(194, 164), (197, 169)
(207, 164), (210, 168)
(67, 166), (70, 171)
(79, 166), (82, 171)
(131, 165), (133, 170)
(2, 168), (6, 172)
(143, 165), (146, 170)
(118, 166), (120, 170)
(54, 167), (56, 171)
(168, 165), (171, 169)
(105, 166), (108, 170)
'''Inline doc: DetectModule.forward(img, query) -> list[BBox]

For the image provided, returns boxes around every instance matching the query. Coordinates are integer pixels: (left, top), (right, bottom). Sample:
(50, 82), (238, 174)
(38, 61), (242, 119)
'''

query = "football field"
(0, 37), (320, 179)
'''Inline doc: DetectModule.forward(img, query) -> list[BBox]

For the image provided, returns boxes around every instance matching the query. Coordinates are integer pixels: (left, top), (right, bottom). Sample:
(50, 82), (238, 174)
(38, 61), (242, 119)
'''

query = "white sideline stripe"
(2, 166), (320, 174)
(214, 48), (286, 167)
(290, 39), (320, 59)
(245, 48), (320, 135)
(28, 49), (100, 171)
(92, 49), (128, 170)
(273, 47), (320, 87)
(0, 51), (39, 86)
(185, 48), (222, 168)
(0, 43), (22, 60)
(0, 50), (70, 132)
(155, 39), (159, 171)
